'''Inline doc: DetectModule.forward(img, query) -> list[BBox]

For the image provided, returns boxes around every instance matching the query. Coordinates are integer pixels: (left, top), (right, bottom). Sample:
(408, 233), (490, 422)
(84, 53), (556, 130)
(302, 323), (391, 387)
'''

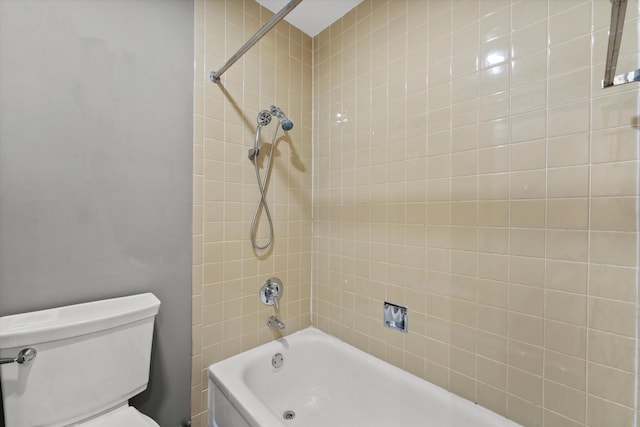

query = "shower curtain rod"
(210, 0), (303, 83)
(602, 0), (640, 87)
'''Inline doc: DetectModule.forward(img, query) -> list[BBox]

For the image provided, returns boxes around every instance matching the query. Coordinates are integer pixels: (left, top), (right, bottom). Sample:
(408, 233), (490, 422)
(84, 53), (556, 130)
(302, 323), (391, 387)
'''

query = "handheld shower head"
(250, 110), (273, 160)
(270, 105), (294, 131)
(257, 110), (272, 127)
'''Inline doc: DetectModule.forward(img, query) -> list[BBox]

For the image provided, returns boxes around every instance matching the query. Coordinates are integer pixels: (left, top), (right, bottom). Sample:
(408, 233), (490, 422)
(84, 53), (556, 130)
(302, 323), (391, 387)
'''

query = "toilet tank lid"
(0, 293), (160, 349)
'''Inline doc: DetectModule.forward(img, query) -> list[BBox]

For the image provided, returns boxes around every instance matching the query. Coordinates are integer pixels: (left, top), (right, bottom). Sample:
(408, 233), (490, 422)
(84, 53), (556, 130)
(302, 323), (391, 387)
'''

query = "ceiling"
(255, 0), (363, 37)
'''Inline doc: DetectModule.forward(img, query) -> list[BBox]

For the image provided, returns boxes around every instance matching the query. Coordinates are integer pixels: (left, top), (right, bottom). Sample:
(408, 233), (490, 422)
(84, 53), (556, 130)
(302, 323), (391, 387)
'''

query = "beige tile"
(450, 346), (476, 378)
(480, 5), (510, 42)
(544, 350), (586, 391)
(509, 283), (544, 315)
(477, 278), (508, 309)
(545, 320), (586, 358)
(588, 329), (635, 372)
(510, 229), (545, 258)
(479, 64), (510, 96)
(476, 383), (507, 418)
(591, 127), (638, 164)
(591, 162), (638, 197)
(511, 109), (546, 143)
(545, 290), (587, 326)
(548, 35), (591, 77)
(508, 367), (542, 405)
(589, 264), (636, 302)
(510, 170), (546, 199)
(479, 145), (510, 174)
(508, 312), (544, 346)
(588, 297), (636, 337)
(507, 394), (543, 427)
(512, 20), (547, 57)
(587, 395), (635, 427)
(547, 198), (589, 229)
(480, 35), (509, 70)
(548, 68), (591, 106)
(547, 133), (589, 168)
(544, 380), (585, 424)
(480, 93), (510, 125)
(590, 197), (637, 231)
(449, 371), (476, 403)
(478, 227), (509, 254)
(477, 330), (508, 363)
(511, 80), (547, 115)
(479, 173), (509, 200)
(478, 253), (508, 282)
(479, 117), (510, 146)
(546, 229), (588, 262)
(549, 2), (591, 45)
(511, 50), (547, 88)
(509, 339), (543, 375)
(546, 260), (588, 294)
(452, 71), (479, 103)
(511, 139), (545, 171)
(453, 31), (479, 67)
(543, 410), (584, 427)
(509, 257), (545, 287)
(588, 362), (635, 407)
(477, 305), (508, 335)
(510, 200), (546, 228)
(452, 1), (479, 30)
(479, 201), (509, 226)
(591, 90), (640, 131)
(512, 2), (548, 31)
(477, 355), (507, 389)
(452, 150), (479, 177)
(548, 101), (590, 137)
(590, 231), (638, 267)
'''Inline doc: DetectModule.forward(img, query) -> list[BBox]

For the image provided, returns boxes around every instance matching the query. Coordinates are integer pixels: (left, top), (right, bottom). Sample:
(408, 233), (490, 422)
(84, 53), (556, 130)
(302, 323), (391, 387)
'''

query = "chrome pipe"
(0, 348), (37, 365)
(210, 0), (303, 83)
(267, 315), (286, 330)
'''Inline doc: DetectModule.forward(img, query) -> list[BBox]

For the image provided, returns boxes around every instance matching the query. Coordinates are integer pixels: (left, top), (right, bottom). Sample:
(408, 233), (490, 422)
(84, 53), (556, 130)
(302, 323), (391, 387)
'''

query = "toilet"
(0, 293), (161, 427)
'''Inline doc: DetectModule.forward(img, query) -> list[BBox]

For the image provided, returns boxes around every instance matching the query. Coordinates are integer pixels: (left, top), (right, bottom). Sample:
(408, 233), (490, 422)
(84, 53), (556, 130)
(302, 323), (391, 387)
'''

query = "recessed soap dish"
(384, 301), (408, 333)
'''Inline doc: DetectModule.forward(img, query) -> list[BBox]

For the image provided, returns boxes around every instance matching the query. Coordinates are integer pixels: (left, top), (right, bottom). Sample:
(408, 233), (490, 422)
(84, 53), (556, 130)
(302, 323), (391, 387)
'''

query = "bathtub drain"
(283, 410), (295, 420)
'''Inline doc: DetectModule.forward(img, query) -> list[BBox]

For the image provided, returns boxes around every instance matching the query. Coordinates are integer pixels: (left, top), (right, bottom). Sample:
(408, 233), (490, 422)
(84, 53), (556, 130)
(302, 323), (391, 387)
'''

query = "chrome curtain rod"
(210, 0), (303, 83)
(602, 0), (640, 88)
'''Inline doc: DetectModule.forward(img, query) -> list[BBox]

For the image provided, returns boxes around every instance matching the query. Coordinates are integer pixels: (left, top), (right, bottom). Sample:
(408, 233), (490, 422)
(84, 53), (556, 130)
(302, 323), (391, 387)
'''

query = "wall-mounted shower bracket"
(602, 0), (640, 88)
(260, 277), (283, 312)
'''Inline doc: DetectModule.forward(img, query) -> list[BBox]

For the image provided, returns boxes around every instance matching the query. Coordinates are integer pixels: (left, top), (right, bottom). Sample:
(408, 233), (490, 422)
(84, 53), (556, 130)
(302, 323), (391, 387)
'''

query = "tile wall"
(192, 0), (313, 425)
(312, 1), (639, 426)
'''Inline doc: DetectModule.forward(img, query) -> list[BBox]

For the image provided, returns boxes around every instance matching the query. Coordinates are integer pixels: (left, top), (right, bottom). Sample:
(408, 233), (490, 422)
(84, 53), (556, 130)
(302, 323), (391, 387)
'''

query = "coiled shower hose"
(249, 123), (280, 250)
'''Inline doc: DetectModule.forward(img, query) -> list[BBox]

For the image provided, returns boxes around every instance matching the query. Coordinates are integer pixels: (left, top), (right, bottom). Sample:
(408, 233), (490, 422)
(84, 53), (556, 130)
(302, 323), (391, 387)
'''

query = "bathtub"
(208, 327), (520, 427)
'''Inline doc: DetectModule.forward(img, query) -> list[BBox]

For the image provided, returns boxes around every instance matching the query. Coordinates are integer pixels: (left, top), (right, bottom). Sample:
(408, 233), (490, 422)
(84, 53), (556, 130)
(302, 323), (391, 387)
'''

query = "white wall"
(0, 1), (193, 425)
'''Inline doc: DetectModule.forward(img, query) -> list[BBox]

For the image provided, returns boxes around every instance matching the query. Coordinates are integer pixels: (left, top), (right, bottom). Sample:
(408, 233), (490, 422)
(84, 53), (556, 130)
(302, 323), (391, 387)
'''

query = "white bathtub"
(208, 328), (520, 427)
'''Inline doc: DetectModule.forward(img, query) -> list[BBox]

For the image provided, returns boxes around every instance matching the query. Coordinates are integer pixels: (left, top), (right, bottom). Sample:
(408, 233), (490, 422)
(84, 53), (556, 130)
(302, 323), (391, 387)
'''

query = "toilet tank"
(0, 293), (160, 427)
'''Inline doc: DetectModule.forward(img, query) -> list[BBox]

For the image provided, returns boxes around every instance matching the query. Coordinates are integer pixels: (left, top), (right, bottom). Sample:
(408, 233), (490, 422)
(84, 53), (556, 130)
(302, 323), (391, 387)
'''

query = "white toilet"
(0, 293), (161, 427)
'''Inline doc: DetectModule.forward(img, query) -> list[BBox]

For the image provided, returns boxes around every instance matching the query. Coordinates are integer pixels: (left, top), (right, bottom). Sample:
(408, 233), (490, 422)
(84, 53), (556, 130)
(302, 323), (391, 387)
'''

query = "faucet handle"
(260, 277), (283, 312)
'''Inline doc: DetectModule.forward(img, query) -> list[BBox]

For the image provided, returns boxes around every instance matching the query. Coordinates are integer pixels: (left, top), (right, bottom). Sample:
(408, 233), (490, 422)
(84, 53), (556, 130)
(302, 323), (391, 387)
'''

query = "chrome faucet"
(267, 315), (286, 330)
(260, 277), (282, 312)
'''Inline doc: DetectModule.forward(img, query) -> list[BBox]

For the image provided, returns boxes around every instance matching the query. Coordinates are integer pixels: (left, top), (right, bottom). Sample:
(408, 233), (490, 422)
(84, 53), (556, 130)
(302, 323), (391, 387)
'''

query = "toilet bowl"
(0, 293), (161, 427)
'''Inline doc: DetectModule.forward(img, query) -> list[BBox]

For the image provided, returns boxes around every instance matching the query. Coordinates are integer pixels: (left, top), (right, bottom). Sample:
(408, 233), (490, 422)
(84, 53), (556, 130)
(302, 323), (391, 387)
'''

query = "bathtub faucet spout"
(267, 315), (286, 330)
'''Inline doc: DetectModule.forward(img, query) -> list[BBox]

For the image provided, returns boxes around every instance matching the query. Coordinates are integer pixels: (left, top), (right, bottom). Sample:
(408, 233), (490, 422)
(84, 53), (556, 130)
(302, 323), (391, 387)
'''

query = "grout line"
(633, 84), (639, 427)
(540, 0), (551, 423)
(584, 1), (593, 425)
